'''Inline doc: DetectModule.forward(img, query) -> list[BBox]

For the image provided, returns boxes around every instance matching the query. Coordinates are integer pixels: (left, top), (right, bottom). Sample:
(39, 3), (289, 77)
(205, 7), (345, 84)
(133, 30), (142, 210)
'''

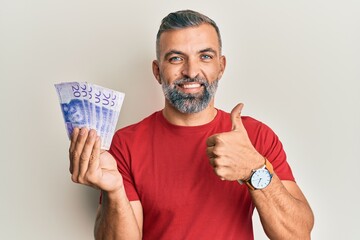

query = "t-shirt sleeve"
(251, 121), (295, 182)
(108, 132), (140, 201)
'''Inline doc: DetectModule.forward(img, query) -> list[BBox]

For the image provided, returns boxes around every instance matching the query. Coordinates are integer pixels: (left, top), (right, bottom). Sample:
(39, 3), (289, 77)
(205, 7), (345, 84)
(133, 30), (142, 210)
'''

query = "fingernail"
(89, 129), (95, 137)
(79, 128), (86, 135)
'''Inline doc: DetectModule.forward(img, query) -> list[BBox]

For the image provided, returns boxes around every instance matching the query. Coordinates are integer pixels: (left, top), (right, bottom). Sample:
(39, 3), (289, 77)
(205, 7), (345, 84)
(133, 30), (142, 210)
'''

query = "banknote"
(91, 83), (103, 133)
(55, 82), (125, 149)
(98, 86), (112, 140)
(104, 90), (125, 148)
(54, 82), (89, 138)
(79, 82), (92, 128)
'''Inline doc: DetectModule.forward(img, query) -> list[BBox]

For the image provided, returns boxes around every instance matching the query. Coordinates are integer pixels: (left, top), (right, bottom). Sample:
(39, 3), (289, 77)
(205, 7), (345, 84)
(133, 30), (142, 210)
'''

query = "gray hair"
(156, 10), (222, 60)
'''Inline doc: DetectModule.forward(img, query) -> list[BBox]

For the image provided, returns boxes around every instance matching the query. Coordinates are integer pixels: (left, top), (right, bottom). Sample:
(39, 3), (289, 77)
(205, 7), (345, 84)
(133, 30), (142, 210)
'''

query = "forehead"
(158, 24), (220, 57)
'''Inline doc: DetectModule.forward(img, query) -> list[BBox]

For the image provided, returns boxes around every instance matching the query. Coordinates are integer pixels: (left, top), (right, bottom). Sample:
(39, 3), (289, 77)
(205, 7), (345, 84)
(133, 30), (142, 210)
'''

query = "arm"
(95, 196), (143, 239)
(206, 103), (314, 239)
(251, 176), (314, 239)
(69, 128), (143, 239)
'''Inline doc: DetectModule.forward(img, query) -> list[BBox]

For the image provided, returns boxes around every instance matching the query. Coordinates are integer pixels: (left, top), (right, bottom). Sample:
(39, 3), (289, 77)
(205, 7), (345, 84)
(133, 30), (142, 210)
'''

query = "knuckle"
(214, 167), (223, 177)
(215, 158), (225, 168)
(89, 154), (97, 164)
(79, 155), (87, 164)
(212, 147), (222, 157)
(215, 135), (225, 144)
(79, 153), (90, 164)
(217, 169), (228, 179)
(71, 150), (81, 160)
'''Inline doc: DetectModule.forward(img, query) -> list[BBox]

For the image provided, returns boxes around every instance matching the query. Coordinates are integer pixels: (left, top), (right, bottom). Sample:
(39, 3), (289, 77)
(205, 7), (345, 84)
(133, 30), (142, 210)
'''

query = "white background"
(1, 0), (359, 239)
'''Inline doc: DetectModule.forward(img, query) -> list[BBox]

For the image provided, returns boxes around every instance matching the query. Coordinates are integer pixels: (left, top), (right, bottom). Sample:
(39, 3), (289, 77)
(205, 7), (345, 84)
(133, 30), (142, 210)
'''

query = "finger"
(69, 128), (80, 154)
(206, 134), (219, 147)
(213, 165), (226, 181)
(209, 157), (216, 167)
(230, 103), (245, 131)
(88, 135), (101, 173)
(69, 128), (80, 174)
(206, 146), (217, 158)
(78, 129), (98, 181)
(71, 128), (89, 182)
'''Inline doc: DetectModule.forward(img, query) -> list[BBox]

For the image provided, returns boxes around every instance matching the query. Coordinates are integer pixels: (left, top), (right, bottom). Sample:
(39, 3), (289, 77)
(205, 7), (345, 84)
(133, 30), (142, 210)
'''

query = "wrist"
(244, 154), (266, 181)
(237, 156), (274, 188)
(101, 186), (127, 206)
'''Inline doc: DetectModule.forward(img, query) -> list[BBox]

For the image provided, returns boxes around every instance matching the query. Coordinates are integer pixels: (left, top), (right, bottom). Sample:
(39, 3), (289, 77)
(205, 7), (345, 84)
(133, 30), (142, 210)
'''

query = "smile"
(179, 83), (202, 89)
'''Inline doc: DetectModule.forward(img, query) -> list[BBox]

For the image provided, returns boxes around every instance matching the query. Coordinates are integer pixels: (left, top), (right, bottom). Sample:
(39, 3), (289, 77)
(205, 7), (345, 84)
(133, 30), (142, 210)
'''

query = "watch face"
(250, 169), (272, 189)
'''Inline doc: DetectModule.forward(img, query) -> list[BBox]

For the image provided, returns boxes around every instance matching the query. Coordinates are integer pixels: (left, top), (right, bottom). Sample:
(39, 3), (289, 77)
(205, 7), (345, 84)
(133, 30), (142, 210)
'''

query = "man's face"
(68, 104), (85, 123)
(153, 23), (226, 113)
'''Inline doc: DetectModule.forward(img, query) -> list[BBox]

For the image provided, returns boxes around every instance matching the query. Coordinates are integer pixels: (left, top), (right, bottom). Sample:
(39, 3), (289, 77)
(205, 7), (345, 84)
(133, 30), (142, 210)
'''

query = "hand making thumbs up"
(206, 103), (265, 181)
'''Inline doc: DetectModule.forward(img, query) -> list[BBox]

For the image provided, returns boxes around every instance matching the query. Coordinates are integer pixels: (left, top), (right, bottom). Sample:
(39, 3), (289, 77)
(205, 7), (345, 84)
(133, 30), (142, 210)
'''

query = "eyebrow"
(199, 48), (218, 56)
(164, 50), (184, 60)
(163, 48), (219, 60)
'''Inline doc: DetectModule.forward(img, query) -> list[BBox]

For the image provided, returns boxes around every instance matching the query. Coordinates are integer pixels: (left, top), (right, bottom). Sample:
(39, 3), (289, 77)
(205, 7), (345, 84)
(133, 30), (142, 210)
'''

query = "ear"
(218, 55), (226, 80)
(152, 60), (161, 84)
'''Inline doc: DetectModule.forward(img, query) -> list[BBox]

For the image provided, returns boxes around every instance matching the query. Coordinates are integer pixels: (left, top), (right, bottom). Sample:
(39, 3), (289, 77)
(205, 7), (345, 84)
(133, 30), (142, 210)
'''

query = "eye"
(169, 56), (183, 63)
(201, 54), (213, 61)
(69, 107), (76, 114)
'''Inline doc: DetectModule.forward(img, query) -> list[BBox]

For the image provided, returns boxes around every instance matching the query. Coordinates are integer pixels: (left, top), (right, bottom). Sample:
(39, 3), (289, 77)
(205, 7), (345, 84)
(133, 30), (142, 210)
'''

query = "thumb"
(231, 103), (245, 131)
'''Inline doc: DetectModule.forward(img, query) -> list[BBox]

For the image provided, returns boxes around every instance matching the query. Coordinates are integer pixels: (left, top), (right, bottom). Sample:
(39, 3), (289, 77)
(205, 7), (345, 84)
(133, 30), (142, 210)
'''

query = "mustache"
(173, 77), (208, 85)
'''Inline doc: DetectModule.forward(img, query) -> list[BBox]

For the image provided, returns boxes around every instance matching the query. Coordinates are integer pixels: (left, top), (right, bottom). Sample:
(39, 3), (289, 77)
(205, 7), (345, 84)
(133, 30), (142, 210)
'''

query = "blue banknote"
(105, 91), (125, 148)
(79, 82), (92, 128)
(91, 84), (103, 133)
(55, 82), (89, 138)
(55, 82), (125, 149)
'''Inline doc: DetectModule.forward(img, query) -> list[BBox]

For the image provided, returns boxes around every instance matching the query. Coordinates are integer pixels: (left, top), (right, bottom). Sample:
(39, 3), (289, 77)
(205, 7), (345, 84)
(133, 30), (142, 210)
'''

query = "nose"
(181, 58), (200, 79)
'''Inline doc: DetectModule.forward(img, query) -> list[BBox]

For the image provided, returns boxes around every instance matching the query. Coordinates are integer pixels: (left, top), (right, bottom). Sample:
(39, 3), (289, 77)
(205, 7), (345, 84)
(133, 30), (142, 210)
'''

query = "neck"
(162, 101), (217, 126)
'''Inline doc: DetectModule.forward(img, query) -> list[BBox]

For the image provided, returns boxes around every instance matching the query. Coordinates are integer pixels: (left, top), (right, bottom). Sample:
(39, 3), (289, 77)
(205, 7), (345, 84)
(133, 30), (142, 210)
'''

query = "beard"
(161, 76), (219, 114)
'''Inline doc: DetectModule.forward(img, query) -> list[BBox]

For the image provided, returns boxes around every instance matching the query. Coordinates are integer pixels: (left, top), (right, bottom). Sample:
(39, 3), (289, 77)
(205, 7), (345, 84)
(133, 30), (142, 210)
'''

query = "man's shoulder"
(242, 115), (264, 129)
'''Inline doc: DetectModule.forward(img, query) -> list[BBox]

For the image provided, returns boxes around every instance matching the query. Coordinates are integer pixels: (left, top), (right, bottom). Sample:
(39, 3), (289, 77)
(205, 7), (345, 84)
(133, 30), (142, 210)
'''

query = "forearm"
(251, 175), (314, 239)
(95, 187), (142, 240)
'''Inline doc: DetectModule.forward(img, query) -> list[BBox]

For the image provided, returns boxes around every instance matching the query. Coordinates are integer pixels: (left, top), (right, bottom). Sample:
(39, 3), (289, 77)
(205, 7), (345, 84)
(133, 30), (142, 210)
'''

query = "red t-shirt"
(109, 109), (294, 240)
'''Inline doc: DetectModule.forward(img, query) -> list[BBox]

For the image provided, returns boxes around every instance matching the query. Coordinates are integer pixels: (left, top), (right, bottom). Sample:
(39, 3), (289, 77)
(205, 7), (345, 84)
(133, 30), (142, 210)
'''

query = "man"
(69, 10), (314, 239)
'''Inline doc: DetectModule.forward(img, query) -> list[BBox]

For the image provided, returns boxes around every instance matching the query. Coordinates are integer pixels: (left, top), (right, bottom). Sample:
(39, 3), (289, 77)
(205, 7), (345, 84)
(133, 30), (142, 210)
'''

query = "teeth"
(182, 83), (201, 89)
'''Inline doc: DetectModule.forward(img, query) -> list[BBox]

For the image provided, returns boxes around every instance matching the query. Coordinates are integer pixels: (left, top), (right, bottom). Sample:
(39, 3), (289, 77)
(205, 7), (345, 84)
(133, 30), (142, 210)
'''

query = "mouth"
(177, 82), (204, 94)
(179, 82), (203, 89)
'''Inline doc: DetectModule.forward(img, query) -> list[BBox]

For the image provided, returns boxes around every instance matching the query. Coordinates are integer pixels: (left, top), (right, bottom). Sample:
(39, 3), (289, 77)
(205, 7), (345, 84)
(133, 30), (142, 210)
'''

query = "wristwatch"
(239, 158), (274, 190)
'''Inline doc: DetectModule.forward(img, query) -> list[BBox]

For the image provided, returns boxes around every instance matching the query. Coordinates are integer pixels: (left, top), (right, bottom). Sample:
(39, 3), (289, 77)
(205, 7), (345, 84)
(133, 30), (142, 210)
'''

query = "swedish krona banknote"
(55, 82), (125, 150)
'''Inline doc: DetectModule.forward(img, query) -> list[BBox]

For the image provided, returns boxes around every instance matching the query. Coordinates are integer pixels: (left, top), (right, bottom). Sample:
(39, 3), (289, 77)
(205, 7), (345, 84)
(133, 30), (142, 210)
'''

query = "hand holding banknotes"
(69, 127), (123, 193)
